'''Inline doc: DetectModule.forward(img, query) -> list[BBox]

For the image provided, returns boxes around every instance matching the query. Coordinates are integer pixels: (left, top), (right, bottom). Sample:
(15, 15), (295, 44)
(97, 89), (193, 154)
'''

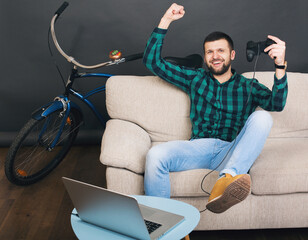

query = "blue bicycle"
(4, 2), (143, 186)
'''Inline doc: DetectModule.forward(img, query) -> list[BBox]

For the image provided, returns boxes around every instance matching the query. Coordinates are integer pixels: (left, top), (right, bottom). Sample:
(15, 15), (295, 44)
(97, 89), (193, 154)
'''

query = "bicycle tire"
(5, 108), (82, 185)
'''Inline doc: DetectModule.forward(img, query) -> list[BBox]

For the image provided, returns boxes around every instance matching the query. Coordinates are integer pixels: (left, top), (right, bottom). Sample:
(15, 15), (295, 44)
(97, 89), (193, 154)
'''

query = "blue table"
(71, 195), (200, 240)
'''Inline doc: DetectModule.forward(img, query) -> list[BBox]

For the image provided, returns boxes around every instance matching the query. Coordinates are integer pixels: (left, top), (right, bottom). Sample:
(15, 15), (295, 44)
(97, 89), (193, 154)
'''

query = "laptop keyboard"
(144, 220), (162, 234)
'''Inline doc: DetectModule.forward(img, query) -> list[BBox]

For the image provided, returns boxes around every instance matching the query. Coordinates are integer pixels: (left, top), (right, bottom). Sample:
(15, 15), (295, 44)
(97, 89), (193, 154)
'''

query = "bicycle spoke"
(52, 120), (84, 146)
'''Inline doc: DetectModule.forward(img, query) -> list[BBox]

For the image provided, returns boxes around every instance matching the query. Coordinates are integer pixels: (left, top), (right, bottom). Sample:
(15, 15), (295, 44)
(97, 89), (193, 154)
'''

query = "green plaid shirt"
(143, 28), (288, 142)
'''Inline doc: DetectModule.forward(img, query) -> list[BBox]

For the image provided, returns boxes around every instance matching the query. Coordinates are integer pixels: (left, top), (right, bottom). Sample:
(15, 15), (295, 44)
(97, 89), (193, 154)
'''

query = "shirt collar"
(208, 69), (238, 84)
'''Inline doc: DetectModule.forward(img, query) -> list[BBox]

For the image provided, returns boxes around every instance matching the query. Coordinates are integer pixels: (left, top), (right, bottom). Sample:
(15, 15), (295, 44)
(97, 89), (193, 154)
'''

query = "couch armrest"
(100, 119), (151, 174)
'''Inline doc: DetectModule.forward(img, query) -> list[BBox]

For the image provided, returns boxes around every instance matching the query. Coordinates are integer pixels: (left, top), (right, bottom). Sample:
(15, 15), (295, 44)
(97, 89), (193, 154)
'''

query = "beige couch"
(100, 72), (308, 230)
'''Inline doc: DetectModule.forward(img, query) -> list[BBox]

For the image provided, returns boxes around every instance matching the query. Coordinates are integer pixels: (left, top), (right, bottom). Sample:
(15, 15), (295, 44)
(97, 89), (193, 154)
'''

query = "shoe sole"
(206, 174), (251, 213)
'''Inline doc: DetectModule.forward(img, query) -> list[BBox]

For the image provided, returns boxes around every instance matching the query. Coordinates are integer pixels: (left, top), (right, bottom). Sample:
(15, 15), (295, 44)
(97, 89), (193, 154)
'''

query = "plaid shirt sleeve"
(252, 74), (288, 111)
(143, 28), (200, 94)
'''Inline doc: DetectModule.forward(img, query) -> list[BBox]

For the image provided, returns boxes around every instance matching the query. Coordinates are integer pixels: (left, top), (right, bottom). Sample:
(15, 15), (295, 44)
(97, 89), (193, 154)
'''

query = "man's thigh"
(147, 138), (222, 172)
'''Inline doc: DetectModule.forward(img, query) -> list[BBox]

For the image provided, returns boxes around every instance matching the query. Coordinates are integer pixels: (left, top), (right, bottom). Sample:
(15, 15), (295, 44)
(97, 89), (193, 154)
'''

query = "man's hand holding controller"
(264, 35), (287, 79)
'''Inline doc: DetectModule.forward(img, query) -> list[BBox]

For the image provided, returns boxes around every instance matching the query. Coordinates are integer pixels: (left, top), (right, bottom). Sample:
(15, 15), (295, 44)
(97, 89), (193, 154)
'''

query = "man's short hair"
(203, 31), (234, 52)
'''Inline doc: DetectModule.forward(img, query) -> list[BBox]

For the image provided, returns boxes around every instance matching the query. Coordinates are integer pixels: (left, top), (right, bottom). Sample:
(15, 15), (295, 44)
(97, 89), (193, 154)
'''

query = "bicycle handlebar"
(124, 53), (143, 62)
(55, 2), (69, 19)
(50, 2), (143, 69)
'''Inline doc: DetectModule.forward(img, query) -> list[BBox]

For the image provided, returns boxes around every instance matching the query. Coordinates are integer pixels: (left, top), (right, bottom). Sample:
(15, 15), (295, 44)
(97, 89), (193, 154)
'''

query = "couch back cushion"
(106, 76), (191, 142)
(106, 72), (308, 141)
(242, 72), (308, 138)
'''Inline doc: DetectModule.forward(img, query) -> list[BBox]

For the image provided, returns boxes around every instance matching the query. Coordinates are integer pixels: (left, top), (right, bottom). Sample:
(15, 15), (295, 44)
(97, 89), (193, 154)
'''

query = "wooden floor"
(0, 146), (307, 240)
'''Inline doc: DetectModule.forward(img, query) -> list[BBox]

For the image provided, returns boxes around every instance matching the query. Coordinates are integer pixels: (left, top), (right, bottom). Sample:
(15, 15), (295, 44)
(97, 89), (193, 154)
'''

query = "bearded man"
(143, 3), (288, 213)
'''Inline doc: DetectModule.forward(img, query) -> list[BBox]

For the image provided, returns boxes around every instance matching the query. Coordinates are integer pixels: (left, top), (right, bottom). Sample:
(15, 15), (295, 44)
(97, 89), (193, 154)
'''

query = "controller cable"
(199, 45), (260, 213)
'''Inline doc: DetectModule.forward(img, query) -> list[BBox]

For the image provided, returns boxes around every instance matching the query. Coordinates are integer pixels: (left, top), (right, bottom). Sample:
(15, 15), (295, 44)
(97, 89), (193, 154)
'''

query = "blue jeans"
(144, 110), (273, 198)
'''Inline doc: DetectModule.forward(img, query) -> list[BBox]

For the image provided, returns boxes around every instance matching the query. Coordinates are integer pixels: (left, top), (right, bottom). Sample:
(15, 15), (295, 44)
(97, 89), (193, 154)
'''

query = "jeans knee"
(145, 146), (169, 173)
(250, 110), (273, 133)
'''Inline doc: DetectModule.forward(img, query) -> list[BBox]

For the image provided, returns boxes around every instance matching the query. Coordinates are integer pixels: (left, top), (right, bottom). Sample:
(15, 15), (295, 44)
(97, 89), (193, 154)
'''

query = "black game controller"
(246, 38), (276, 62)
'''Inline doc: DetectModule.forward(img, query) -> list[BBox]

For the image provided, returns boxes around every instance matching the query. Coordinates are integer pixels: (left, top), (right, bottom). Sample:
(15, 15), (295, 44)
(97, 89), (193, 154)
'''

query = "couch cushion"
(250, 138), (308, 195)
(242, 72), (308, 138)
(106, 166), (220, 198)
(106, 76), (191, 142)
(170, 169), (219, 197)
(100, 119), (151, 174)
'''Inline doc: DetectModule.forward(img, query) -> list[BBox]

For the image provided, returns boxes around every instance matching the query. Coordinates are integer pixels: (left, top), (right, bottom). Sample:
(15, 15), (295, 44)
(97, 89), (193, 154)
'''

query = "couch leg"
(184, 235), (190, 240)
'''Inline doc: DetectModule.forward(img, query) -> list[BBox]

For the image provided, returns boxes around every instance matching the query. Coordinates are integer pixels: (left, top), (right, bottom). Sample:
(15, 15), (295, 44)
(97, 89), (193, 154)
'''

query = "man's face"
(204, 39), (235, 76)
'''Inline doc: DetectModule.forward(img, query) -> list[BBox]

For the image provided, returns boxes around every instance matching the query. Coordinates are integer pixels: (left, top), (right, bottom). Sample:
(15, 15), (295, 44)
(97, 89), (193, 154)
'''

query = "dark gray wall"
(1, 0), (307, 145)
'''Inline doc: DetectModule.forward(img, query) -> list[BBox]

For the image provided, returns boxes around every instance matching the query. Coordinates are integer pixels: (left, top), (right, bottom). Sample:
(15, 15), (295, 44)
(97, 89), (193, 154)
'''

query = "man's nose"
(213, 51), (219, 59)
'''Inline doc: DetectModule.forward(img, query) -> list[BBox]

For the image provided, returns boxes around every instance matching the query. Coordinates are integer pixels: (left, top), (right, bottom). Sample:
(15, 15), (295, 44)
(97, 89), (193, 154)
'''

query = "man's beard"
(206, 60), (231, 76)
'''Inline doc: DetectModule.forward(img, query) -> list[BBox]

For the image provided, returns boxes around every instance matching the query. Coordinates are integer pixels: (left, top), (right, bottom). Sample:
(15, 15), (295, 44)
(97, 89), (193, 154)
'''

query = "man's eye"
(218, 49), (224, 53)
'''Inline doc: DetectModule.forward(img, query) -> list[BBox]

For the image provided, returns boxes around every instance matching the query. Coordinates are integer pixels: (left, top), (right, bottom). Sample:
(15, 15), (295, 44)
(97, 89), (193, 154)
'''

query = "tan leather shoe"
(206, 173), (251, 213)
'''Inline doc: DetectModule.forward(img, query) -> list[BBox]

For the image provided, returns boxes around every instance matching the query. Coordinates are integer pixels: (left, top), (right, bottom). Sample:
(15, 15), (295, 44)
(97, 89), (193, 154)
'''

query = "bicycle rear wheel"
(5, 108), (82, 185)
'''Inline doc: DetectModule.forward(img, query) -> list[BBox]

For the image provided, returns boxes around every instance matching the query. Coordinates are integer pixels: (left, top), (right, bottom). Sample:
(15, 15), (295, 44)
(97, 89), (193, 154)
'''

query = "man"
(143, 3), (287, 213)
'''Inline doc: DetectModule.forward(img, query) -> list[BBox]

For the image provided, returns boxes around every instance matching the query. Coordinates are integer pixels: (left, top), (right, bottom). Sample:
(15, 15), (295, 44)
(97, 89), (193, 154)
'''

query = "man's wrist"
(274, 71), (287, 84)
(275, 68), (286, 80)
(275, 61), (287, 70)
(158, 18), (172, 29)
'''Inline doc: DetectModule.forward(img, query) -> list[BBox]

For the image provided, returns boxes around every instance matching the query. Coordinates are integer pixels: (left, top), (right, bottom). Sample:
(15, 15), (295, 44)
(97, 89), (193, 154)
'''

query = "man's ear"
(231, 50), (236, 60)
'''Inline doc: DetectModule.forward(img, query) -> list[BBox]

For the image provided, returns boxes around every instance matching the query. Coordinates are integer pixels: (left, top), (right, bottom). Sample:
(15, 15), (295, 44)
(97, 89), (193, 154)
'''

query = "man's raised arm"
(143, 3), (199, 93)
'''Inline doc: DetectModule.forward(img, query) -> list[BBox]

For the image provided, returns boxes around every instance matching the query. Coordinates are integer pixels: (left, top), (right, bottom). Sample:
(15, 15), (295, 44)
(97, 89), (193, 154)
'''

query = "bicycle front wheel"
(5, 108), (82, 185)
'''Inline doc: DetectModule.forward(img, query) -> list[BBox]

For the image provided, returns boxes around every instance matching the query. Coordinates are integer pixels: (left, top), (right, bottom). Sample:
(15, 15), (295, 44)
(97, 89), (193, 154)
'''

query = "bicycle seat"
(164, 54), (203, 69)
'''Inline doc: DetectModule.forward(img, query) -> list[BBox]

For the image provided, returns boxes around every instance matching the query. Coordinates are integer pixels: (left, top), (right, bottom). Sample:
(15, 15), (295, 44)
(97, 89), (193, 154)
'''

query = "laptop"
(62, 177), (185, 240)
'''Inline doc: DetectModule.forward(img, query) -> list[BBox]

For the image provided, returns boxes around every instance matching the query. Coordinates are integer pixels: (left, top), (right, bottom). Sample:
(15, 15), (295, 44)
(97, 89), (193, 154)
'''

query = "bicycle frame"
(66, 68), (113, 125)
(32, 66), (113, 150)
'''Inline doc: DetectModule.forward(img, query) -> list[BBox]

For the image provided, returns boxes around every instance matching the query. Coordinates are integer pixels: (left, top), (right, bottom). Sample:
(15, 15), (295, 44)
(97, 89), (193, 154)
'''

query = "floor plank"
(0, 145), (104, 240)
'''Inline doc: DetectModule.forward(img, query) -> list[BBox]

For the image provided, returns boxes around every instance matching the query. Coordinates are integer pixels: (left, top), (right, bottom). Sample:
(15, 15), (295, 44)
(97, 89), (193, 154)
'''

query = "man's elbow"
(274, 103), (287, 112)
